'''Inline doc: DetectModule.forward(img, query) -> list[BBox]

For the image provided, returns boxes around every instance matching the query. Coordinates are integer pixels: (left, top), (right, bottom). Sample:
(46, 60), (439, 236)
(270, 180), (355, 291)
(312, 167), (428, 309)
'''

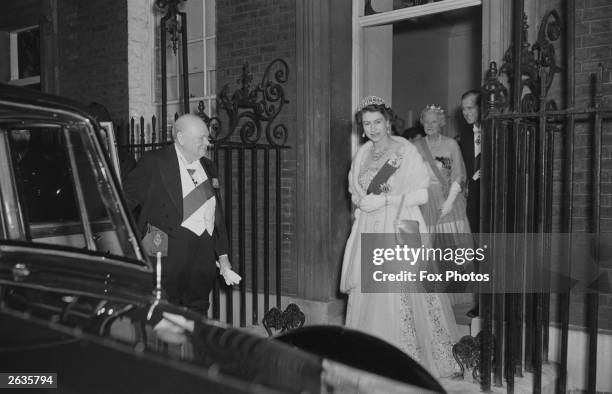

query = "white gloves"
(387, 190), (428, 207)
(221, 267), (241, 286)
(359, 194), (386, 212)
(440, 181), (461, 218)
(440, 199), (453, 218)
(472, 169), (481, 181)
(359, 190), (429, 213)
(216, 256), (241, 286)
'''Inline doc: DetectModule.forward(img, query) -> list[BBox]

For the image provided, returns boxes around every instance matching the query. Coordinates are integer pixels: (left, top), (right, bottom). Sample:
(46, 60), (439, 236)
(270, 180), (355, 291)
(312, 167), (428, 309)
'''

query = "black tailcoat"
(459, 122), (480, 233)
(123, 145), (228, 313)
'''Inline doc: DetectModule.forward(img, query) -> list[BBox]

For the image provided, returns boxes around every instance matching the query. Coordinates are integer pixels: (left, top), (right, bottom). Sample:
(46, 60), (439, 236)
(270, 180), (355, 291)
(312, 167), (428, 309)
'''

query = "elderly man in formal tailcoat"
(123, 114), (239, 314)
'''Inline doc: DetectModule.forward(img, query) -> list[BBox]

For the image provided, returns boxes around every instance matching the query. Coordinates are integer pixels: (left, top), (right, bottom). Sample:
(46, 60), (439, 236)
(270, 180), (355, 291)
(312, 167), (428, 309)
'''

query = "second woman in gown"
(414, 104), (472, 237)
(415, 104), (474, 304)
(340, 96), (460, 378)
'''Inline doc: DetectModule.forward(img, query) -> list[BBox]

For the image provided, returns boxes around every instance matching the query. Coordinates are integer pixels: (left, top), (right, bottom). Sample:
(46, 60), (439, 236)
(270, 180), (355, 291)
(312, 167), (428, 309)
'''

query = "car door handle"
(12, 263), (30, 281)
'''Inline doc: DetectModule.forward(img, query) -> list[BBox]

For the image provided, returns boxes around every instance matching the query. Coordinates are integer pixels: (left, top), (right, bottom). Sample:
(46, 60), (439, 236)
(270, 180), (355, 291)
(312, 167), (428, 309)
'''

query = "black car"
(0, 84), (445, 393)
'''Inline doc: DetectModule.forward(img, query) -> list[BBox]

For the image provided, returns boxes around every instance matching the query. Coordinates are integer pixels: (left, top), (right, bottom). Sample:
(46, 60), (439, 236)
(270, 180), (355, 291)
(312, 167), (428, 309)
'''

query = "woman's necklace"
(371, 144), (390, 161)
(425, 134), (442, 149)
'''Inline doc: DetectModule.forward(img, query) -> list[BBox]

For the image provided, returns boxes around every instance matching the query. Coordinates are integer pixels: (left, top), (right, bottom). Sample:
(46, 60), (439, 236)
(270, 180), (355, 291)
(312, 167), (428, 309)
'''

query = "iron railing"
(115, 114), (174, 162)
(209, 59), (290, 327)
(479, 1), (612, 393)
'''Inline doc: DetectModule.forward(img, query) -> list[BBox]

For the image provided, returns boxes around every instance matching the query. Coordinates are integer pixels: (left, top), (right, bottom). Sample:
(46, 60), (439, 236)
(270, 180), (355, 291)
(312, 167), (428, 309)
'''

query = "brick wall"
(216, 0), (297, 296)
(572, 0), (612, 329)
(497, 1), (612, 330)
(57, 0), (129, 121)
(575, 0), (612, 108)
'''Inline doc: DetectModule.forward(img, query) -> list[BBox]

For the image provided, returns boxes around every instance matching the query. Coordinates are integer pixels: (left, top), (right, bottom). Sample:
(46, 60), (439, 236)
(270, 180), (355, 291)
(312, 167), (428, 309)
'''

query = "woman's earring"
(362, 132), (365, 138)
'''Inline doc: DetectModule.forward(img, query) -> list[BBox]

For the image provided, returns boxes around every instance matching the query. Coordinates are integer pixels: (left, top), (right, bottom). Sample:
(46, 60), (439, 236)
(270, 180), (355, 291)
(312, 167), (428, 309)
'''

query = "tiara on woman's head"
(359, 95), (387, 111)
(424, 104), (444, 114)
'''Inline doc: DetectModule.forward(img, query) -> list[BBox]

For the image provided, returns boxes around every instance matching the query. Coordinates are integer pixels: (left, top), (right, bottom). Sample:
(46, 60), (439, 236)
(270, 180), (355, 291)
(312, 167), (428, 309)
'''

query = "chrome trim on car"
(63, 126), (96, 251)
(11, 262), (30, 280)
(0, 242), (150, 271)
(0, 131), (26, 239)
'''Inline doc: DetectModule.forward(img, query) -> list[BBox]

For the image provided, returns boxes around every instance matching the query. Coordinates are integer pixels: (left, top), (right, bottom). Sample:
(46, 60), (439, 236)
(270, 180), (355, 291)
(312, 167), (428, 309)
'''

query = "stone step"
(440, 363), (558, 394)
(446, 303), (558, 393)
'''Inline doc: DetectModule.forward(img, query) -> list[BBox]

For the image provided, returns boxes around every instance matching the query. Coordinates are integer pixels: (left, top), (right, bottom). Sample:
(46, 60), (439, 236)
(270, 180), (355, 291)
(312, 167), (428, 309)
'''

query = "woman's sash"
(416, 138), (449, 197)
(366, 157), (401, 195)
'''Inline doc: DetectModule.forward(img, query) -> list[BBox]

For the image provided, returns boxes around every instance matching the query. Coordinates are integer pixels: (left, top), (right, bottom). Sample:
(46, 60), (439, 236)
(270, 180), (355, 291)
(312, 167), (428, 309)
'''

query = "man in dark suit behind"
(459, 89), (482, 318)
(123, 114), (238, 314)
(459, 90), (481, 234)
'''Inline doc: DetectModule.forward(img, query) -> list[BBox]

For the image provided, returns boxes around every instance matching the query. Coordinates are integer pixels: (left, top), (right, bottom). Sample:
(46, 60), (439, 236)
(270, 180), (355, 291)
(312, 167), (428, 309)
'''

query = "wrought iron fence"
(115, 113), (176, 162)
(209, 59), (290, 328)
(479, 2), (612, 393)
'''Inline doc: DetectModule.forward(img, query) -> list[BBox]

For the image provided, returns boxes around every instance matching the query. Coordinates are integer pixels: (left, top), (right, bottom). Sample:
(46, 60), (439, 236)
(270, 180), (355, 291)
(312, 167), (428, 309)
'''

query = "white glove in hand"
(472, 169), (481, 181)
(359, 194), (386, 212)
(386, 190), (428, 207)
(216, 261), (242, 286)
(440, 181), (461, 219)
(440, 199), (454, 218)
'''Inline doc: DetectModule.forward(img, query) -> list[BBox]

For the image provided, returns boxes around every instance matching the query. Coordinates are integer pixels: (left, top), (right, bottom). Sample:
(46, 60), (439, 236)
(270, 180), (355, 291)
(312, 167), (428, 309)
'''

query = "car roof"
(0, 83), (97, 123)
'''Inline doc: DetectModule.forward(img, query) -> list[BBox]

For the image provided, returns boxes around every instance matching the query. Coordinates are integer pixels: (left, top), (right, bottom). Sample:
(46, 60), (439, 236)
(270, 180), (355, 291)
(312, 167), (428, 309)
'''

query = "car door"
(0, 98), (153, 305)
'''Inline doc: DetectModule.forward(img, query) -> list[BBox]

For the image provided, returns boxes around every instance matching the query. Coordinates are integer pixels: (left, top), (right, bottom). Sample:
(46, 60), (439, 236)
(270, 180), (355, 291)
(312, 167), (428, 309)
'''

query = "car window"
(8, 126), (85, 245)
(4, 123), (139, 261)
(65, 124), (138, 260)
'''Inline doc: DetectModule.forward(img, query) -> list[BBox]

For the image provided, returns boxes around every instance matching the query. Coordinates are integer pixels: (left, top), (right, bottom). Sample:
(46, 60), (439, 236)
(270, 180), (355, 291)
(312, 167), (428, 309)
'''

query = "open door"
(353, 0), (483, 146)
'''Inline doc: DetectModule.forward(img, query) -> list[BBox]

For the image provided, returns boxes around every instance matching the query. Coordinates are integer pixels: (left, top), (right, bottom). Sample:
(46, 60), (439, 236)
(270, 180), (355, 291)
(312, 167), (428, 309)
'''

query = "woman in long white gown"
(340, 96), (460, 378)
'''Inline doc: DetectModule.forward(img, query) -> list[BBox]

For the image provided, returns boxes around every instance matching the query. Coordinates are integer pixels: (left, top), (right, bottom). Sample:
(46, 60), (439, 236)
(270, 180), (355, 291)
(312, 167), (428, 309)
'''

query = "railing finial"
(482, 61), (508, 116)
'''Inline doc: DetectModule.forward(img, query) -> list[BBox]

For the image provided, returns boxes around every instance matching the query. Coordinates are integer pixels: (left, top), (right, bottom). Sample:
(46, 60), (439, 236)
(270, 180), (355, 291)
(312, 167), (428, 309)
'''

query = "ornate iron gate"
(208, 59), (290, 327)
(479, 2), (612, 393)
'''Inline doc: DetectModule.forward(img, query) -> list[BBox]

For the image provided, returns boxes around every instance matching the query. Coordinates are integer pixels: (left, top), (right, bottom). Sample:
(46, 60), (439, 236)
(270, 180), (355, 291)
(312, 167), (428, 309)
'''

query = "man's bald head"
(174, 114), (211, 163)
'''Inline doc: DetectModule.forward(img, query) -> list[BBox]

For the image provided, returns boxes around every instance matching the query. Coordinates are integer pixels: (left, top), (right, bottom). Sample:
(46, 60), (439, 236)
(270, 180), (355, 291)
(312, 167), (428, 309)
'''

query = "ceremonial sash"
(416, 138), (449, 197)
(366, 159), (401, 195)
(183, 178), (215, 221)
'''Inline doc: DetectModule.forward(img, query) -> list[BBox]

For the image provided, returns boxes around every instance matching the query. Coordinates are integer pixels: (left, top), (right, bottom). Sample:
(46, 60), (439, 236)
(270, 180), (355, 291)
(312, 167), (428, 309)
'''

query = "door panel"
(0, 242), (153, 302)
